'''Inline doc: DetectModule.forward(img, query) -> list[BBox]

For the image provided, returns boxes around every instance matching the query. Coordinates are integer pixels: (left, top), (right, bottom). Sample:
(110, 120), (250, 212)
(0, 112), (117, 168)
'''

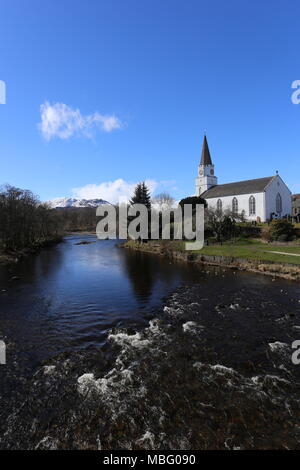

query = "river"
(0, 234), (300, 449)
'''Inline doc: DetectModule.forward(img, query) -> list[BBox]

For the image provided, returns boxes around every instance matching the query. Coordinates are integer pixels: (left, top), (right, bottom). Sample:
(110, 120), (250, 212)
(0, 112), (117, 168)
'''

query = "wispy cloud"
(72, 179), (159, 204)
(38, 101), (122, 141)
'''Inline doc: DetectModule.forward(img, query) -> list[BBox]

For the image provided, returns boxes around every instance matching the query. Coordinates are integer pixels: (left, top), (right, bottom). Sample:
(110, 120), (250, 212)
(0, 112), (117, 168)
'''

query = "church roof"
(200, 135), (212, 165)
(201, 176), (275, 199)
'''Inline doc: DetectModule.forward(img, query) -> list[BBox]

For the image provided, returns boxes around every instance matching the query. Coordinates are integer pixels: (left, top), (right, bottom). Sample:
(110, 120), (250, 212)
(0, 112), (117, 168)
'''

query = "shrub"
(269, 219), (296, 241)
(261, 226), (273, 242)
(179, 196), (207, 214)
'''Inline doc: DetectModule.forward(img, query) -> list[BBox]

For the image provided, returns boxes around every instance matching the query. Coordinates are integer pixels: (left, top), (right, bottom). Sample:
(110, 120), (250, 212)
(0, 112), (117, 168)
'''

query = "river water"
(0, 234), (300, 449)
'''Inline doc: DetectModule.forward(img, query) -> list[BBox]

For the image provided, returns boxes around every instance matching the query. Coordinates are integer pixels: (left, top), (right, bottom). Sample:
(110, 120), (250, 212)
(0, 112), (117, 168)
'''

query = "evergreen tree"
(130, 182), (151, 210)
(130, 183), (142, 205)
(140, 181), (151, 210)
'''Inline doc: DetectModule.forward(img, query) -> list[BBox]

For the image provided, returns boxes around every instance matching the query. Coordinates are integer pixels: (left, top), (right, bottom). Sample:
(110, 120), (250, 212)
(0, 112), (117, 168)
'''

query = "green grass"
(125, 238), (300, 265)
(196, 243), (300, 265)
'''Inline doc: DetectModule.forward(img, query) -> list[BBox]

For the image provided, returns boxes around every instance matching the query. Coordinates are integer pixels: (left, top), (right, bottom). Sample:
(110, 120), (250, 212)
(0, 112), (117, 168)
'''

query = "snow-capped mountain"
(47, 197), (110, 209)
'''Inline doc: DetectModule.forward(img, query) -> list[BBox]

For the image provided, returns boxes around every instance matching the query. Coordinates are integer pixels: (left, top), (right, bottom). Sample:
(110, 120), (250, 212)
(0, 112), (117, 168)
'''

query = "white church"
(195, 136), (291, 222)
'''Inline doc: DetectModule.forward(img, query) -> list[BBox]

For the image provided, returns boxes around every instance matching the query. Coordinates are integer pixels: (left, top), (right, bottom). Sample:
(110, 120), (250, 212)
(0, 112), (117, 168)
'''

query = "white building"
(195, 136), (291, 222)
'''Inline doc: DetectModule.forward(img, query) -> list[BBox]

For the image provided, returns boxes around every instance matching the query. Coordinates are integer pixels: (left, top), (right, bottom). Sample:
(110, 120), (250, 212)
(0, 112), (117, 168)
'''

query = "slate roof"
(201, 176), (275, 199)
(200, 135), (212, 165)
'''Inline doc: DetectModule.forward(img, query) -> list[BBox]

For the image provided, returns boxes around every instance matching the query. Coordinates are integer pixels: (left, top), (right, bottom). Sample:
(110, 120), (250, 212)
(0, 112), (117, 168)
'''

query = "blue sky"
(0, 0), (299, 202)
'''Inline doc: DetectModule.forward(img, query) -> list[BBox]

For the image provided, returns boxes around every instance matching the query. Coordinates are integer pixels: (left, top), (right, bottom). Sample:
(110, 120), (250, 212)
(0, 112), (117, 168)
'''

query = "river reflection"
(0, 235), (200, 366)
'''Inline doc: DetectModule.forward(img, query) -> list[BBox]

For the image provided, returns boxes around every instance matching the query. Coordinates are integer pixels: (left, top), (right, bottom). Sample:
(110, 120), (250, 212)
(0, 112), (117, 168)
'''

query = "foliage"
(56, 206), (99, 232)
(269, 219), (296, 241)
(179, 196), (207, 214)
(130, 182), (151, 210)
(0, 185), (63, 252)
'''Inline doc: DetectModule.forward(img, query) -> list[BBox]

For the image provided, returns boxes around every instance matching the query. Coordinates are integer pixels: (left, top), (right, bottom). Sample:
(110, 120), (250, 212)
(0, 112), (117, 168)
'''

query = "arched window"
(232, 197), (238, 214)
(217, 199), (222, 212)
(276, 193), (282, 213)
(249, 195), (256, 215)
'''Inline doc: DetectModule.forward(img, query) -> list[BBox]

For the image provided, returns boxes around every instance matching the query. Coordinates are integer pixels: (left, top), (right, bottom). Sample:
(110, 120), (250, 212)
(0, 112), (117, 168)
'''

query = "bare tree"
(152, 192), (176, 210)
(206, 207), (237, 242)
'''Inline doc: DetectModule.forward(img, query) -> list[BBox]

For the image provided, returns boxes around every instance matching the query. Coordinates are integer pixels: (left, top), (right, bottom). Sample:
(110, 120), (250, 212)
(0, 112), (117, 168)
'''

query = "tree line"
(3, 180), (288, 254)
(0, 185), (65, 252)
(0, 181), (231, 252)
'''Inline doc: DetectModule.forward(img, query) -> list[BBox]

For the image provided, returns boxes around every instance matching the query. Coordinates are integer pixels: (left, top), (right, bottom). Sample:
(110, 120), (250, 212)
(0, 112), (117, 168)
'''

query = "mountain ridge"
(47, 197), (110, 209)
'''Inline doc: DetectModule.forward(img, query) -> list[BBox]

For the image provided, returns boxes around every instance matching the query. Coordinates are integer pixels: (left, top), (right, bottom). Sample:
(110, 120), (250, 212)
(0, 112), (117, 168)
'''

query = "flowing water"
(0, 234), (300, 449)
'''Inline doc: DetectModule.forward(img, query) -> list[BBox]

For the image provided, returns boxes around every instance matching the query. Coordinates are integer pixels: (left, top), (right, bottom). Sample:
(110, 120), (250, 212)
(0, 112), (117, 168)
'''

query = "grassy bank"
(199, 242), (300, 265)
(125, 239), (300, 264)
(123, 239), (300, 281)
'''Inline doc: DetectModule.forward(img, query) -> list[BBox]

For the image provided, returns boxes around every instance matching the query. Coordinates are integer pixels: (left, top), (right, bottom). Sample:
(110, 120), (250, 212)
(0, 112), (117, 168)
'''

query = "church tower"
(195, 135), (218, 195)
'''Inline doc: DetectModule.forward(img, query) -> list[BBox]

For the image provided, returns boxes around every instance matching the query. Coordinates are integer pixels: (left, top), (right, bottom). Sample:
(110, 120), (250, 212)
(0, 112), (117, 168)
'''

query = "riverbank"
(123, 240), (300, 282)
(66, 230), (97, 235)
(0, 236), (63, 265)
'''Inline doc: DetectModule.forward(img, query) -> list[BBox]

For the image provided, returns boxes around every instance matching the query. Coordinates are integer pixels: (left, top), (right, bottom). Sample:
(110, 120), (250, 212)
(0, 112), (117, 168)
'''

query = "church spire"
(200, 135), (212, 166)
(195, 134), (217, 196)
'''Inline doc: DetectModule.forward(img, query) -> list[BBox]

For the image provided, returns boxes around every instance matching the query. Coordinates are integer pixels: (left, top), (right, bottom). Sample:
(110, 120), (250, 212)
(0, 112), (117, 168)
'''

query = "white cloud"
(38, 101), (122, 140)
(72, 178), (158, 204)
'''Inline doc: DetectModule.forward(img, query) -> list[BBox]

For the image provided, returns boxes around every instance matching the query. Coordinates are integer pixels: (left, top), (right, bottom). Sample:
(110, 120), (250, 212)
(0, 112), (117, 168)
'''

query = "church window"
(232, 197), (238, 213)
(217, 199), (222, 212)
(249, 196), (256, 215)
(276, 193), (282, 213)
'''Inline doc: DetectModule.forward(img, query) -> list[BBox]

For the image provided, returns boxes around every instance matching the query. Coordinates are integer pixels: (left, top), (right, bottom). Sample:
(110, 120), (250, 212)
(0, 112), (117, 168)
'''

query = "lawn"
(197, 242), (300, 265)
(125, 239), (300, 265)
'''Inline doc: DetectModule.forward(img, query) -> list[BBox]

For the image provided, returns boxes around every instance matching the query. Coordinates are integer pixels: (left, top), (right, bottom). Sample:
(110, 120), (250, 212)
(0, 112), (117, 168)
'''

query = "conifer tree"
(130, 183), (142, 205)
(130, 182), (151, 210)
(140, 181), (151, 210)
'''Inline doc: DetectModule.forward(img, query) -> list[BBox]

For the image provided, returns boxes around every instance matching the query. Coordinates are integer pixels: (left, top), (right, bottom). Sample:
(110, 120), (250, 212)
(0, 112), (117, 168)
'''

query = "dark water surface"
(0, 235), (300, 449)
(0, 235), (205, 365)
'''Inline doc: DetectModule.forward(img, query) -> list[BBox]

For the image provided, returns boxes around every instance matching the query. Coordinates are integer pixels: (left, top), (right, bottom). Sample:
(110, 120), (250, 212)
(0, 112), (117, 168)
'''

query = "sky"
(0, 0), (299, 203)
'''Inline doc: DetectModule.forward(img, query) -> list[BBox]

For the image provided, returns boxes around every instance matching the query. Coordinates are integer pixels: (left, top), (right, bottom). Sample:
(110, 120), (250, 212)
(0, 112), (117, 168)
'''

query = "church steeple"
(200, 135), (212, 166)
(195, 135), (218, 196)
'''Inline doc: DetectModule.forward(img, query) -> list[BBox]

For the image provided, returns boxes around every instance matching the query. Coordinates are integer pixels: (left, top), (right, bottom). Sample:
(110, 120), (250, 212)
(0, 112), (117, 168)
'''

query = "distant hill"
(47, 197), (110, 209)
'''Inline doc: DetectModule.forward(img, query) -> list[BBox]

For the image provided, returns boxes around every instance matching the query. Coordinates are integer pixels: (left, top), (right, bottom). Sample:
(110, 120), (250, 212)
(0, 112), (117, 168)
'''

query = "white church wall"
(206, 192), (266, 221)
(265, 175), (291, 219)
